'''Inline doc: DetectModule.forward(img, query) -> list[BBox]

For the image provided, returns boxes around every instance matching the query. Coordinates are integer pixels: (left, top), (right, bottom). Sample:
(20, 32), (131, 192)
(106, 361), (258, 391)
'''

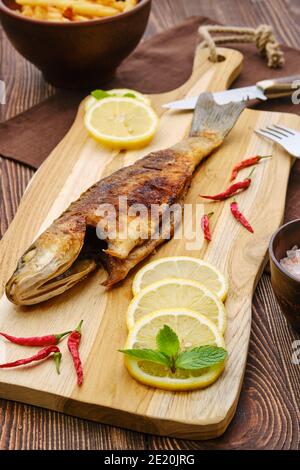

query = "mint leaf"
(156, 325), (180, 358)
(91, 89), (113, 100)
(123, 93), (136, 98)
(119, 348), (170, 367)
(91, 90), (137, 101)
(175, 346), (227, 370)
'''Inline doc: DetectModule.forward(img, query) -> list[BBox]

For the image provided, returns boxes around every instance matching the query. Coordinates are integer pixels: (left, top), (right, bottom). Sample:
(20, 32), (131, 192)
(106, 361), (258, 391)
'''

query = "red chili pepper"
(0, 330), (71, 347)
(0, 345), (62, 373)
(199, 169), (255, 201)
(230, 155), (271, 181)
(68, 320), (83, 386)
(201, 212), (213, 241)
(230, 201), (254, 233)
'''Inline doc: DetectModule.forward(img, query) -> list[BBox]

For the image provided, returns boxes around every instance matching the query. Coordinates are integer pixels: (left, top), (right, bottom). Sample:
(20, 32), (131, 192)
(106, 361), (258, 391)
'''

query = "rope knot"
(254, 24), (285, 67)
(198, 23), (285, 68)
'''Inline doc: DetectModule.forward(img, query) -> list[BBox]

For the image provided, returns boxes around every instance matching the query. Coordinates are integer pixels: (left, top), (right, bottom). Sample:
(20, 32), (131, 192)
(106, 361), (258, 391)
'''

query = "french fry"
(21, 5), (34, 16)
(16, 0), (120, 17)
(123, 0), (137, 12)
(47, 5), (63, 15)
(96, 0), (126, 12)
(34, 5), (48, 18)
(47, 9), (64, 18)
(17, 0), (135, 21)
(73, 14), (90, 20)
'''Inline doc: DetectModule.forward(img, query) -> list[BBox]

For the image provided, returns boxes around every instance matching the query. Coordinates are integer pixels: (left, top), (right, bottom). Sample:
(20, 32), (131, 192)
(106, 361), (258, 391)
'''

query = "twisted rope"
(199, 24), (285, 68)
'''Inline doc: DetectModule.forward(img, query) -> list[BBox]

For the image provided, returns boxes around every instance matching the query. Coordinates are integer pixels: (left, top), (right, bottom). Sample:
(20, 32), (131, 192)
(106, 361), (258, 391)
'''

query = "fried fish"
(5, 93), (244, 305)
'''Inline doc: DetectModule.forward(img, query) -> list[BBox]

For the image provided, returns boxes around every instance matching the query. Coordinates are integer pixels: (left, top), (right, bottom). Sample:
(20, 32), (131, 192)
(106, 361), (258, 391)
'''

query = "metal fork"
(255, 124), (300, 158)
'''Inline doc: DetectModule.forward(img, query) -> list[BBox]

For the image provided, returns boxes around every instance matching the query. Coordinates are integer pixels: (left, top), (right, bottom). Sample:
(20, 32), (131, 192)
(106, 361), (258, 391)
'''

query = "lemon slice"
(84, 88), (151, 112)
(84, 97), (158, 149)
(126, 278), (226, 332)
(132, 256), (228, 301)
(124, 308), (226, 391)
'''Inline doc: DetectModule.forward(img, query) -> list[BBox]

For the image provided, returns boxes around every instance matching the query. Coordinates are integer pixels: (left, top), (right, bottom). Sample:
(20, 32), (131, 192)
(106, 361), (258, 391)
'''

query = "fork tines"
(255, 124), (296, 141)
(255, 122), (300, 158)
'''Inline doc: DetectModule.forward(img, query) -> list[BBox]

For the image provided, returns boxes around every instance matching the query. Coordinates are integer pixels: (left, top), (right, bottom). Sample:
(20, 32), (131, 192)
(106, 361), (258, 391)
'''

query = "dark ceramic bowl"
(269, 219), (300, 333)
(0, 0), (151, 88)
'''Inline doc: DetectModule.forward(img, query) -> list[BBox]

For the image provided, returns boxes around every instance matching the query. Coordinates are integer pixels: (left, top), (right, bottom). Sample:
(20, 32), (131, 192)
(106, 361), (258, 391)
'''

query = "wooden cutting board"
(0, 46), (299, 440)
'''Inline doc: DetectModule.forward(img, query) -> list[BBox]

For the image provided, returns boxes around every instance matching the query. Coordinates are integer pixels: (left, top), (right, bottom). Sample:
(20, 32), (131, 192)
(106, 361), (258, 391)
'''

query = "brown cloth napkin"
(0, 16), (299, 221)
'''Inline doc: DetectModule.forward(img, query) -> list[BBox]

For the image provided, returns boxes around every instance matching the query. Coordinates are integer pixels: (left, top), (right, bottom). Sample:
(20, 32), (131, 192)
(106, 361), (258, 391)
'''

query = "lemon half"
(84, 97), (158, 150)
(124, 308), (226, 391)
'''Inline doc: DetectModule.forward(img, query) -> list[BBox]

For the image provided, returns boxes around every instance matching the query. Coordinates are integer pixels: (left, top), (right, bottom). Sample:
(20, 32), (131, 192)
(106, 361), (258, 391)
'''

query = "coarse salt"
(280, 245), (300, 278)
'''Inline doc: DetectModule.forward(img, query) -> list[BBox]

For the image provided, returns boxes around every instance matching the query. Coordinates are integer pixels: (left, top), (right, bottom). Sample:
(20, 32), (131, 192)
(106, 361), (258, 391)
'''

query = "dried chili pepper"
(201, 212), (213, 241)
(230, 200), (254, 233)
(68, 320), (83, 386)
(230, 155), (271, 181)
(0, 345), (62, 373)
(199, 169), (255, 201)
(0, 330), (71, 347)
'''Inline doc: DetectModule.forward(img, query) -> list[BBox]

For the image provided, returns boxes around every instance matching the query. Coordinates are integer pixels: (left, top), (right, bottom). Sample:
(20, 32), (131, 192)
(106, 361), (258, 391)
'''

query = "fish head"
(5, 222), (98, 305)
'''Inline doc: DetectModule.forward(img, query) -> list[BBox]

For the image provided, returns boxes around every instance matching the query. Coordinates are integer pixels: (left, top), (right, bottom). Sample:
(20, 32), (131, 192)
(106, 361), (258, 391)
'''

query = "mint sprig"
(91, 90), (112, 100)
(175, 345), (227, 370)
(156, 325), (179, 358)
(119, 348), (170, 367)
(90, 89), (137, 101)
(123, 92), (136, 98)
(119, 325), (227, 373)
(156, 325), (179, 373)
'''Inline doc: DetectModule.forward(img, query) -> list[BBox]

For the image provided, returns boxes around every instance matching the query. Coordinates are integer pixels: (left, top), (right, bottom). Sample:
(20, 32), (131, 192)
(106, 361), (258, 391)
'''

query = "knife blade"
(163, 75), (300, 110)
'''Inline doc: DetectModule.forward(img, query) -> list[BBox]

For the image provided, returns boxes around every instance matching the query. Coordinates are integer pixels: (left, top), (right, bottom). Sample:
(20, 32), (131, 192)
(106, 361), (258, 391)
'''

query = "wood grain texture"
(0, 47), (248, 440)
(0, 0), (300, 450)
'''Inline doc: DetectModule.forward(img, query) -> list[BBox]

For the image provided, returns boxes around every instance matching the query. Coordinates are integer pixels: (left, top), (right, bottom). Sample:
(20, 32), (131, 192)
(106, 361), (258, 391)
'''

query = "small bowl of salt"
(269, 219), (300, 333)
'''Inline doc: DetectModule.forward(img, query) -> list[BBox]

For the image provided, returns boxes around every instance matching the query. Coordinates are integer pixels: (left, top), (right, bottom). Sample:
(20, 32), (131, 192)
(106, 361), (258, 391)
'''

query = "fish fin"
(190, 92), (245, 138)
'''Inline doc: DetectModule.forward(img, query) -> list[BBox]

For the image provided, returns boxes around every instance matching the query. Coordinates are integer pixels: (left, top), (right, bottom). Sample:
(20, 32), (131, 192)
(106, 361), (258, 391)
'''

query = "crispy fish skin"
(100, 188), (190, 288)
(70, 146), (195, 259)
(6, 149), (192, 304)
(5, 93), (245, 305)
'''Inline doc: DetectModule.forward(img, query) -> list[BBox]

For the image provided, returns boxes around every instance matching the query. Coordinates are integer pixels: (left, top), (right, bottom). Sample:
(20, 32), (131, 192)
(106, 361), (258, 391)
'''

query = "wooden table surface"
(0, 0), (299, 450)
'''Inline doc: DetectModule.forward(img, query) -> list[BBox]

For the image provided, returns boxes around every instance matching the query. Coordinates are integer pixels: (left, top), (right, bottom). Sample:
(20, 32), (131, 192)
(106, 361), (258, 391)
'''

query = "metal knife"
(163, 75), (300, 110)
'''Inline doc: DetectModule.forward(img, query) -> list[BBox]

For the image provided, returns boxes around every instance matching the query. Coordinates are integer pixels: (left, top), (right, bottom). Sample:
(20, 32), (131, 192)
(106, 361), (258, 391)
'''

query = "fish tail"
(190, 92), (245, 138)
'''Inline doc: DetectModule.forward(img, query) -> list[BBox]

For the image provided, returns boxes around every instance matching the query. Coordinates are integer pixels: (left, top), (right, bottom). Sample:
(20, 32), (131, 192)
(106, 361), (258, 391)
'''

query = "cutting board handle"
(190, 45), (244, 92)
(153, 46), (244, 111)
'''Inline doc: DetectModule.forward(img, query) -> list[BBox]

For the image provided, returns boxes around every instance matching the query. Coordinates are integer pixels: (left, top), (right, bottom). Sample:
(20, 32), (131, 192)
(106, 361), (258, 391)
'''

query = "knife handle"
(257, 75), (300, 99)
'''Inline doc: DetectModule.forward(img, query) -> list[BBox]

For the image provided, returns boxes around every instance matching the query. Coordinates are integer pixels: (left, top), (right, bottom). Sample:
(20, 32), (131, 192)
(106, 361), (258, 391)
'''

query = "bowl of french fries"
(0, 0), (151, 88)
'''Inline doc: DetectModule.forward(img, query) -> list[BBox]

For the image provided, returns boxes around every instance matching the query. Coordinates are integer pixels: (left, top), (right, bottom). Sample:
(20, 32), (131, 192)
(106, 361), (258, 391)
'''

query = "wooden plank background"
(0, 0), (299, 450)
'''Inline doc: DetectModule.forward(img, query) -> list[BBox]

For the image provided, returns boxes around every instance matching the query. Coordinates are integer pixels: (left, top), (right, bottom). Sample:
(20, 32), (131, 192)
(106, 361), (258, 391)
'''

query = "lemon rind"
(132, 256), (228, 301)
